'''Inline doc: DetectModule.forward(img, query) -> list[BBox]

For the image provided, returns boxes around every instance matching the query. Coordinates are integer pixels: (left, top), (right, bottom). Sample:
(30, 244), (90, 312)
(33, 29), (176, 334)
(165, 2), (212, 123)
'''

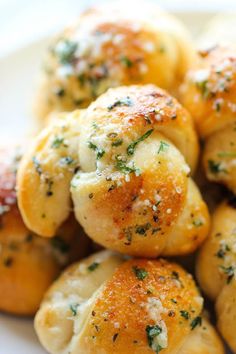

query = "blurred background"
(1, 0), (236, 58)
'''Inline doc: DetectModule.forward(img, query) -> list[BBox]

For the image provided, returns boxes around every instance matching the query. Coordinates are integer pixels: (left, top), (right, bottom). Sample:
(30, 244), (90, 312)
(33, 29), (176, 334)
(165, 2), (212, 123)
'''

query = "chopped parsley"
(127, 129), (154, 155)
(112, 139), (123, 147)
(132, 266), (148, 280)
(88, 262), (100, 272)
(208, 160), (226, 174)
(115, 156), (140, 175)
(135, 223), (151, 236)
(69, 303), (79, 316)
(51, 136), (65, 149)
(32, 156), (42, 175)
(54, 39), (78, 65)
(190, 316), (202, 330)
(59, 156), (74, 165)
(193, 219), (203, 227)
(88, 141), (105, 160)
(107, 96), (133, 111)
(157, 141), (169, 154)
(215, 244), (230, 259)
(146, 325), (163, 353)
(196, 79), (209, 98)
(180, 310), (190, 320)
(220, 265), (235, 283)
(120, 56), (133, 68)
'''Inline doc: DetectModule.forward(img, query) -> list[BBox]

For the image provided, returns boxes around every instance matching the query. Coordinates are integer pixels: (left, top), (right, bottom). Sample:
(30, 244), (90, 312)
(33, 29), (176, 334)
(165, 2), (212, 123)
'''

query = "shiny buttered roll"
(18, 85), (210, 257)
(0, 145), (90, 315)
(34, 0), (196, 125)
(181, 45), (236, 193)
(196, 198), (236, 352)
(35, 250), (224, 354)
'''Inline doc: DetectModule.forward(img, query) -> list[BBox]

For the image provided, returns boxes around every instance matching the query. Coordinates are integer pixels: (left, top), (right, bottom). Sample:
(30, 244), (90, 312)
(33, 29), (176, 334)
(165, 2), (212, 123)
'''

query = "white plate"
(0, 10), (232, 354)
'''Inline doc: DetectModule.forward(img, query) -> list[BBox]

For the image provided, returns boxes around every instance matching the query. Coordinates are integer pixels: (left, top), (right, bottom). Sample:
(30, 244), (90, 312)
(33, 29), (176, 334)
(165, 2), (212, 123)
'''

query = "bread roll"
(196, 198), (236, 352)
(0, 145), (90, 315)
(18, 85), (209, 257)
(35, 250), (224, 354)
(181, 45), (236, 193)
(34, 0), (196, 127)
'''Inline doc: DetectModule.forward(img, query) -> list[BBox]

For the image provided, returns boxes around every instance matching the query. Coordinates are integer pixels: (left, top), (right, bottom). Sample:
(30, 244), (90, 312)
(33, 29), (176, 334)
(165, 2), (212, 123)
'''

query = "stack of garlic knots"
(4, 1), (235, 354)
(18, 85), (210, 257)
(34, 0), (196, 127)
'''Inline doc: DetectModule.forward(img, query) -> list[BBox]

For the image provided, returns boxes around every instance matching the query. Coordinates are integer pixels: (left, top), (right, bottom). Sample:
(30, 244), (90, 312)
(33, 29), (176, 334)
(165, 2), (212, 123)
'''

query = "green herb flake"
(132, 266), (148, 280)
(135, 223), (151, 236)
(69, 303), (79, 316)
(193, 219), (203, 227)
(127, 129), (154, 156)
(180, 310), (190, 320)
(196, 79), (209, 98)
(59, 156), (74, 165)
(51, 136), (65, 149)
(120, 56), (133, 68)
(220, 265), (235, 283)
(107, 96), (133, 111)
(88, 141), (105, 160)
(112, 139), (123, 147)
(190, 316), (202, 330)
(32, 156), (42, 175)
(88, 262), (100, 272)
(115, 156), (140, 175)
(146, 325), (163, 353)
(157, 141), (169, 154)
(208, 160), (226, 174)
(54, 39), (78, 65)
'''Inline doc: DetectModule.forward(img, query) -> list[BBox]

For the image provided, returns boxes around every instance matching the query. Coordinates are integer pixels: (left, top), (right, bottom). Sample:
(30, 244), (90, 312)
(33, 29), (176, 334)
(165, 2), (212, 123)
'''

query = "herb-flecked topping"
(132, 266), (148, 280)
(127, 129), (154, 156)
(146, 325), (163, 353)
(87, 262), (100, 272)
(107, 96), (133, 111)
(190, 316), (202, 330)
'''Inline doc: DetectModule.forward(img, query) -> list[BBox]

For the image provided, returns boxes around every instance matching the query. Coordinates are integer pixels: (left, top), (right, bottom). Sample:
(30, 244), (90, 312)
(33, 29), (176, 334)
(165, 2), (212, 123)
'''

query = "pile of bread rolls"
(1, 1), (236, 353)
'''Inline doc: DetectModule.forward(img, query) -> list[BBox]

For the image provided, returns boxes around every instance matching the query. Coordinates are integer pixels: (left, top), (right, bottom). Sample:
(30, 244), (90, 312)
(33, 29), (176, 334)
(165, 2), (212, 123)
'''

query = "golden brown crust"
(0, 145), (90, 315)
(34, 1), (196, 126)
(72, 85), (208, 257)
(17, 111), (83, 237)
(181, 45), (236, 193)
(196, 199), (236, 352)
(34, 252), (222, 354)
(18, 85), (209, 257)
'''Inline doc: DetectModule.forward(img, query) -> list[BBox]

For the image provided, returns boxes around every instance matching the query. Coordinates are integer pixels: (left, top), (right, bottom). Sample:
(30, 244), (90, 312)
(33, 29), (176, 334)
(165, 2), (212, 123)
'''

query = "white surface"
(0, 7), (232, 354)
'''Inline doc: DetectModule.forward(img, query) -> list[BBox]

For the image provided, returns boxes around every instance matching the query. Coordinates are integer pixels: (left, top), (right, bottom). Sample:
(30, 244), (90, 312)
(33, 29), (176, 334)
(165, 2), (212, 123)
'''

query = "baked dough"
(34, 0), (196, 126)
(0, 145), (90, 315)
(18, 85), (209, 257)
(35, 250), (224, 354)
(196, 198), (236, 352)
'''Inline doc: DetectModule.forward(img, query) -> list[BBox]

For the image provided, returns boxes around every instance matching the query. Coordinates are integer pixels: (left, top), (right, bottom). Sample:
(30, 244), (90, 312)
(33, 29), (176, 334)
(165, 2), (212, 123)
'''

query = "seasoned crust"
(18, 85), (209, 257)
(34, 0), (196, 126)
(196, 199), (236, 352)
(0, 145), (90, 315)
(181, 45), (236, 193)
(35, 251), (224, 354)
